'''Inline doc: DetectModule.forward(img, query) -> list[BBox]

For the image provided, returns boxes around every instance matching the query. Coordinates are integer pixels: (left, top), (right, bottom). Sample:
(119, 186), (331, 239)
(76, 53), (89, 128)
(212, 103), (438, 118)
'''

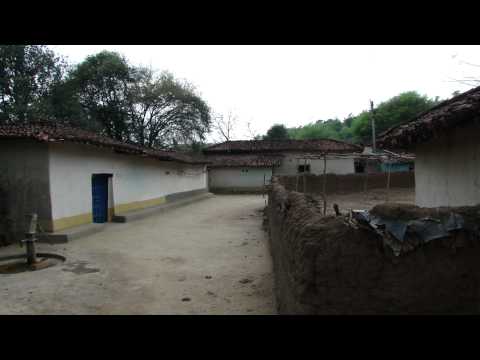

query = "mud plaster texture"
(0, 195), (276, 314)
(267, 178), (480, 314)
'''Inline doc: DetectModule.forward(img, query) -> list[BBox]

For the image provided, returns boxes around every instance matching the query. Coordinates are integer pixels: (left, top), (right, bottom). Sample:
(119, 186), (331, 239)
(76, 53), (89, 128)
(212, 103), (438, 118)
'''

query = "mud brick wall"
(267, 178), (480, 314)
(277, 172), (414, 194)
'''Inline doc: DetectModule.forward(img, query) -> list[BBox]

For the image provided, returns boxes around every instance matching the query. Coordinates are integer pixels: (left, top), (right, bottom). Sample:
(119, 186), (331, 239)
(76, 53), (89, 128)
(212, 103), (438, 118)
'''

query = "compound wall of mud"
(277, 172), (414, 195)
(267, 178), (480, 314)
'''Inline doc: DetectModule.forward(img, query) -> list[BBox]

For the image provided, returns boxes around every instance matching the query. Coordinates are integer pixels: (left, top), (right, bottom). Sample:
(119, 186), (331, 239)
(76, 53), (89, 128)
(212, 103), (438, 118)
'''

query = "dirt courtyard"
(0, 195), (276, 315)
(316, 188), (415, 216)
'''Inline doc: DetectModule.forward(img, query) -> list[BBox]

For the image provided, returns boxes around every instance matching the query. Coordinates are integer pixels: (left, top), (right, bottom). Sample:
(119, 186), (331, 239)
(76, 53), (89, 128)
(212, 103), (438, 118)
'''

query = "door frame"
(91, 173), (113, 223)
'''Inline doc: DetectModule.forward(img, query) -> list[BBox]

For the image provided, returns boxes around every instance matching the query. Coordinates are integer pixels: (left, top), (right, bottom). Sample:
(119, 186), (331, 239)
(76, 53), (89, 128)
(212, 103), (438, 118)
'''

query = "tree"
(282, 92), (440, 144)
(127, 68), (211, 149)
(212, 111), (237, 142)
(288, 118), (349, 141)
(58, 51), (211, 149)
(0, 47), (212, 150)
(343, 113), (354, 127)
(263, 124), (289, 140)
(47, 73), (92, 129)
(0, 45), (67, 124)
(65, 51), (135, 140)
(245, 121), (260, 140)
(350, 91), (440, 143)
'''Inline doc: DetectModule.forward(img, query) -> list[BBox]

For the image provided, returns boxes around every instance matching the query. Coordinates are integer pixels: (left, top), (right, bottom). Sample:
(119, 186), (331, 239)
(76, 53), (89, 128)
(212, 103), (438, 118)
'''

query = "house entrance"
(92, 174), (112, 223)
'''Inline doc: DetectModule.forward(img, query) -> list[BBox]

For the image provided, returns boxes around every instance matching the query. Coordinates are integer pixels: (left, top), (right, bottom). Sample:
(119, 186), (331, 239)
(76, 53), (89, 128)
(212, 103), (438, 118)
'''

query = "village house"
(0, 122), (209, 243)
(355, 146), (415, 174)
(377, 85), (480, 208)
(203, 139), (363, 192)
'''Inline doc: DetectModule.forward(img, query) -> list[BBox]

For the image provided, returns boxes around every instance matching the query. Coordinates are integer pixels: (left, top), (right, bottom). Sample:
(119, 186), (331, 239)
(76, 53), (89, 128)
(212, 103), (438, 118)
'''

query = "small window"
(298, 164), (310, 173)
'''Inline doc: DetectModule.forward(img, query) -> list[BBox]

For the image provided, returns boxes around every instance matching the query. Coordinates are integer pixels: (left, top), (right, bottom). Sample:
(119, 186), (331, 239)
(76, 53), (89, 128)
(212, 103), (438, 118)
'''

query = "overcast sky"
(50, 45), (480, 140)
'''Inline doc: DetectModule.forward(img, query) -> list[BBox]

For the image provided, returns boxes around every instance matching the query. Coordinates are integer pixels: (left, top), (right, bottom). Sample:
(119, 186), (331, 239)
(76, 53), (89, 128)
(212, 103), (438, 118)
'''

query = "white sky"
(50, 45), (480, 140)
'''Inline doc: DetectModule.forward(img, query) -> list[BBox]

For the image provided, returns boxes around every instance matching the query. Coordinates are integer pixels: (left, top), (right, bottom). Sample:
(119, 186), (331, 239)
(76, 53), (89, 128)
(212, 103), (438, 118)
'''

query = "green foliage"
(281, 92), (441, 144)
(128, 68), (211, 149)
(66, 51), (134, 140)
(0, 45), (67, 124)
(349, 91), (440, 142)
(289, 119), (348, 140)
(61, 52), (211, 148)
(0, 47), (212, 150)
(263, 124), (290, 140)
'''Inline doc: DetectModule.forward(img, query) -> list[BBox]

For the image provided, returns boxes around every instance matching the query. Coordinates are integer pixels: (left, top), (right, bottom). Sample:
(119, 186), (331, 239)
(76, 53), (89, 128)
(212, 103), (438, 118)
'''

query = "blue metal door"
(92, 174), (108, 223)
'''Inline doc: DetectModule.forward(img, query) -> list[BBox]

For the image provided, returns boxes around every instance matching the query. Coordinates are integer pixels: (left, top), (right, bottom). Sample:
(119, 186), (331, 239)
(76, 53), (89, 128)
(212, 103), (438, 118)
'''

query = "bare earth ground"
(0, 195), (276, 315)
(317, 188), (415, 216)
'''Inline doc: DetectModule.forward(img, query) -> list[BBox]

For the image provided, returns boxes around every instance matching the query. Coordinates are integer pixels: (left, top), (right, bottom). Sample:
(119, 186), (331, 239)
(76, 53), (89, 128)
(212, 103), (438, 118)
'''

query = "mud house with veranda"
(203, 139), (363, 193)
(377, 85), (480, 207)
(0, 123), (209, 244)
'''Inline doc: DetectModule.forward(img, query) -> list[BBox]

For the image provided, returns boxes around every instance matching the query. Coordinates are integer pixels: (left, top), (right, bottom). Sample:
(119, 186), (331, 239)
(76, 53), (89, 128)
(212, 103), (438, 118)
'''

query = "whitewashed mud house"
(0, 123), (209, 243)
(203, 139), (362, 192)
(377, 85), (480, 207)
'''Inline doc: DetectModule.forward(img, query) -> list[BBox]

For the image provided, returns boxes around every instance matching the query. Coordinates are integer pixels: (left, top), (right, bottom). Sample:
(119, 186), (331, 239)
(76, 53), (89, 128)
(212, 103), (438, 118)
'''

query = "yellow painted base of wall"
(114, 196), (166, 215)
(51, 196), (167, 232)
(52, 212), (93, 232)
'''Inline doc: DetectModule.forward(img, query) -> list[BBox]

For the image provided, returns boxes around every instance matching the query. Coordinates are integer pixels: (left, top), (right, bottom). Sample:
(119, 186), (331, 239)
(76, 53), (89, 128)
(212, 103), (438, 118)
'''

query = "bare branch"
(213, 111), (237, 142)
(244, 120), (260, 140)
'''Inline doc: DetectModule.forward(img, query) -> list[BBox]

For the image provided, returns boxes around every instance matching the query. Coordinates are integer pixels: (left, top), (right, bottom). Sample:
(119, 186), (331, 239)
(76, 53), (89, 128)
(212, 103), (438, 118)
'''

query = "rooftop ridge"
(204, 137), (362, 154)
(377, 85), (480, 143)
(0, 122), (209, 165)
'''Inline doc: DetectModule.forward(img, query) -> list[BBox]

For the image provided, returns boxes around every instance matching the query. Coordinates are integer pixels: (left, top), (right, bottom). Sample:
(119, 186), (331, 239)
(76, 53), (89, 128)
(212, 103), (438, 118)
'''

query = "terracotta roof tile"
(205, 154), (283, 168)
(377, 85), (480, 149)
(0, 122), (208, 164)
(204, 139), (362, 154)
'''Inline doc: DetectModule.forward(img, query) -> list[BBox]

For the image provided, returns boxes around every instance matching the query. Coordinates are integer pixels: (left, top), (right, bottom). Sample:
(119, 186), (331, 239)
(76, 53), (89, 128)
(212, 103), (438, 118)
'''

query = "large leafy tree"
(0, 47), (212, 150)
(289, 118), (349, 140)
(65, 51), (134, 140)
(127, 68), (211, 149)
(350, 91), (440, 142)
(63, 52), (211, 148)
(0, 45), (67, 124)
(47, 74), (92, 129)
(263, 124), (290, 140)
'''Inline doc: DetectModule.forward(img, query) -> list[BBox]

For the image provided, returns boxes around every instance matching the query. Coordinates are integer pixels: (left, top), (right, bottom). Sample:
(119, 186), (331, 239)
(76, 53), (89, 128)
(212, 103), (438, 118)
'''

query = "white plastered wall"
(208, 167), (272, 189)
(48, 142), (207, 220)
(274, 152), (355, 175)
(415, 123), (480, 207)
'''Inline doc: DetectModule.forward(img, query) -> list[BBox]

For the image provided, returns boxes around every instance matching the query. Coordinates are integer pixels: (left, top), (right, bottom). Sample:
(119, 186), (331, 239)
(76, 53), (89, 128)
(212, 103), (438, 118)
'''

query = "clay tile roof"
(203, 139), (362, 154)
(0, 122), (209, 164)
(205, 154), (283, 168)
(377, 85), (480, 149)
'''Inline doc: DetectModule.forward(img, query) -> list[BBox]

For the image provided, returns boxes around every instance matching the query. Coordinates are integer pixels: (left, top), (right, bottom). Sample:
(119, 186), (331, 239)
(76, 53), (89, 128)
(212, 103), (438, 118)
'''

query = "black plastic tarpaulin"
(350, 210), (466, 256)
